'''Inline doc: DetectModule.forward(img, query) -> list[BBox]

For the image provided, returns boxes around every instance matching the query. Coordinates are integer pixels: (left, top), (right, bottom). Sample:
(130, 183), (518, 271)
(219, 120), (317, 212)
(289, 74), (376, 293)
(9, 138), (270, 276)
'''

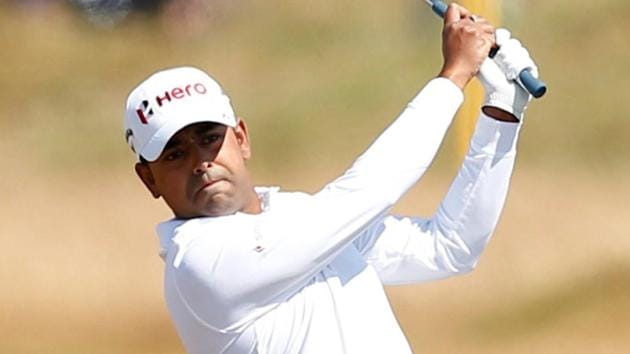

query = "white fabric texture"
(156, 78), (523, 354)
(494, 28), (538, 81)
(478, 29), (539, 120)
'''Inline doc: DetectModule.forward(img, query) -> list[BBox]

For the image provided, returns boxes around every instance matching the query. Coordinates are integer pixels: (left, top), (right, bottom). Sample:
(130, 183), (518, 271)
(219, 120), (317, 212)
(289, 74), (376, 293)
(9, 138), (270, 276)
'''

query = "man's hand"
(478, 28), (539, 122)
(438, 3), (495, 90)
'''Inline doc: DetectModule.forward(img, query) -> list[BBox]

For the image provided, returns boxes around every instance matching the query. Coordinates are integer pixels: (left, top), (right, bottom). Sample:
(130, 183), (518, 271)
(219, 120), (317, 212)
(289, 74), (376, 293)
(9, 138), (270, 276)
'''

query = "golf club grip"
(430, 0), (449, 17)
(519, 69), (546, 98)
(428, 0), (547, 98)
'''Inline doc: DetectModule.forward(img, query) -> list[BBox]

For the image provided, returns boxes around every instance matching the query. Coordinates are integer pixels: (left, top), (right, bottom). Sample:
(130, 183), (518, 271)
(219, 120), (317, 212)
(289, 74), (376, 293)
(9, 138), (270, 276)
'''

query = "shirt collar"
(156, 219), (185, 260)
(155, 186), (280, 260)
(255, 186), (279, 212)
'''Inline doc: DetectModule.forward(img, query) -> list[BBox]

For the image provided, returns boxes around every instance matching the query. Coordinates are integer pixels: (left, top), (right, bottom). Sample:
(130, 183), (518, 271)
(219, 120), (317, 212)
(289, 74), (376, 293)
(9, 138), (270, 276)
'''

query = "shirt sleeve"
(167, 78), (465, 332)
(354, 113), (522, 285)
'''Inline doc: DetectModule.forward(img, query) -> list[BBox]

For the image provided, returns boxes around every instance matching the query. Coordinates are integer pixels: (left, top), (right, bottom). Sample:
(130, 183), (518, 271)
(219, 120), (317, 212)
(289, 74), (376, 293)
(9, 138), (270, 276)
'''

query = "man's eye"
(202, 134), (222, 145)
(165, 150), (184, 161)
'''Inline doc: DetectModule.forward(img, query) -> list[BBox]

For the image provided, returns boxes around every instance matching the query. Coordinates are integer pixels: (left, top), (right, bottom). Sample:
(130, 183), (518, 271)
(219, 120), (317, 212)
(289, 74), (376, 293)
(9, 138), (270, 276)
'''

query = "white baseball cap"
(124, 66), (237, 162)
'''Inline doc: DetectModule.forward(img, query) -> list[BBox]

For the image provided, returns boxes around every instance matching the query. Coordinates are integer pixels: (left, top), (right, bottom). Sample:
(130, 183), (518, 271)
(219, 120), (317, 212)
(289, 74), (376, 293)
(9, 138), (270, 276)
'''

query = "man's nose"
(192, 146), (212, 175)
(194, 160), (211, 175)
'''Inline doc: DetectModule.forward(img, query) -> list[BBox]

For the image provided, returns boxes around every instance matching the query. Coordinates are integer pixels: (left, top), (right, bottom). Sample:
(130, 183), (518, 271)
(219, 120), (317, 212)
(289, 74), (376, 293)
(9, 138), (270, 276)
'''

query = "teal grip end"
(519, 69), (547, 98)
(431, 0), (448, 17)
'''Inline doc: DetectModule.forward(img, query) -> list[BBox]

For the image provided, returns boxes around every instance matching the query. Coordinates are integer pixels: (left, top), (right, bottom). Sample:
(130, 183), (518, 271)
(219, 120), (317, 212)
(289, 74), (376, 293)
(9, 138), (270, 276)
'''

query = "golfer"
(124, 4), (538, 353)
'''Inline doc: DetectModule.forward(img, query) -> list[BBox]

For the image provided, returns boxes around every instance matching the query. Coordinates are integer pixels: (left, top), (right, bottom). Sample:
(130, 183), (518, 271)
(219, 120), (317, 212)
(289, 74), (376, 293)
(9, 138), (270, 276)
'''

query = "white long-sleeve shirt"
(156, 78), (522, 354)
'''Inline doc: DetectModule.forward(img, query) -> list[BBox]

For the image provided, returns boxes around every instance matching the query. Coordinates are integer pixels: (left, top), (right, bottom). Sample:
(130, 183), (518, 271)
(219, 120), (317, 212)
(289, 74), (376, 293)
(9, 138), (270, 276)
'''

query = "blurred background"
(1, 0), (629, 353)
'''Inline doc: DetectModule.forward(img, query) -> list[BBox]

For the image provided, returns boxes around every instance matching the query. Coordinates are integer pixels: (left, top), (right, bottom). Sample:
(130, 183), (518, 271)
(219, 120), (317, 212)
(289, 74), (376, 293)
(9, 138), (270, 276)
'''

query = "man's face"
(135, 120), (261, 218)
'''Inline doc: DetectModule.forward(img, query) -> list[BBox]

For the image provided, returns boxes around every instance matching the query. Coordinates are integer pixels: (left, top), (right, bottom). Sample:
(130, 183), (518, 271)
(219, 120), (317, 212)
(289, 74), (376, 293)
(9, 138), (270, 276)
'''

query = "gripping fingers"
(448, 3), (474, 20)
(444, 4), (466, 25)
(494, 38), (537, 81)
(470, 17), (495, 35)
(495, 28), (511, 46)
(493, 28), (538, 80)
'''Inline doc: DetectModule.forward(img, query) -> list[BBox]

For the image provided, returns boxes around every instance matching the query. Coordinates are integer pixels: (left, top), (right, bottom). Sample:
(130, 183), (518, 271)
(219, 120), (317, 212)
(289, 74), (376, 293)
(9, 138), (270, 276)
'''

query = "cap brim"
(139, 112), (236, 162)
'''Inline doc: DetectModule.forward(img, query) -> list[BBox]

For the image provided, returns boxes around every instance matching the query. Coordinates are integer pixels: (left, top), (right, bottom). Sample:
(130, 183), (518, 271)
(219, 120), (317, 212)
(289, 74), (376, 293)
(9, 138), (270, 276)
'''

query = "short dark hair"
(139, 156), (149, 164)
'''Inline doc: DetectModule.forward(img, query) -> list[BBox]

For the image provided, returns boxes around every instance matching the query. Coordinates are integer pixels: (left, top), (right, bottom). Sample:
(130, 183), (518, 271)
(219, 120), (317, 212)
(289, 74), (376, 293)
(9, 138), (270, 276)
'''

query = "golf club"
(425, 0), (547, 98)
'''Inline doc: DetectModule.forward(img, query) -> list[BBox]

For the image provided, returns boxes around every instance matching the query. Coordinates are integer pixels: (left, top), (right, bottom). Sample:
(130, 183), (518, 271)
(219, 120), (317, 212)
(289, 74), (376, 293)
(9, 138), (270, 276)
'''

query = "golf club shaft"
(426, 0), (547, 98)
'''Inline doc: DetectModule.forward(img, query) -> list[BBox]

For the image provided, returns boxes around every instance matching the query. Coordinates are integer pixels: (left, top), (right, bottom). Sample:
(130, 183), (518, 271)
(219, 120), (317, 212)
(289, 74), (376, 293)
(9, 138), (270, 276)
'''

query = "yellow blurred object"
(455, 0), (501, 161)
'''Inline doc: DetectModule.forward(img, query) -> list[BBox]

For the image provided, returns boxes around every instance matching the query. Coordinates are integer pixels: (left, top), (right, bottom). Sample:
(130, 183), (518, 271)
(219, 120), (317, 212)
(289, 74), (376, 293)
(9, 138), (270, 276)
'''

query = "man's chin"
(201, 208), (237, 218)
(172, 202), (236, 219)
(198, 201), (239, 218)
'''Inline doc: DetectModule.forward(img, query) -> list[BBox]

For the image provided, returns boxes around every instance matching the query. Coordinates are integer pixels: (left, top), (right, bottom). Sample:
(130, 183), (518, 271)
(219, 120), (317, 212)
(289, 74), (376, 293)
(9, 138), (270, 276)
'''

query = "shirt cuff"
(471, 113), (522, 154)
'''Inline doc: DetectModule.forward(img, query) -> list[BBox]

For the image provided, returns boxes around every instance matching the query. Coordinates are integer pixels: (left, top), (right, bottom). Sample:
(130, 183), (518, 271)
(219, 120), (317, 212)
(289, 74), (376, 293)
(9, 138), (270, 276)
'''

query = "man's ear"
(233, 118), (252, 160)
(135, 163), (161, 199)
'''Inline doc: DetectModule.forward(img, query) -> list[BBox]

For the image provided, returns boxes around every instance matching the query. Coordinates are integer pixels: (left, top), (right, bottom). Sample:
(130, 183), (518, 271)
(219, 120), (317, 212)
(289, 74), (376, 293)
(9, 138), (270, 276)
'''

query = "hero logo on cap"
(136, 100), (154, 124)
(134, 83), (209, 125)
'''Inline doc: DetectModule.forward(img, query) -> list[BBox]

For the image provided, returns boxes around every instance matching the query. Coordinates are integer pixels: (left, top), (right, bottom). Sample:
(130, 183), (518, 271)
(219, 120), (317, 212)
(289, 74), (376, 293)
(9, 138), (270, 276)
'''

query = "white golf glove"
(478, 28), (539, 121)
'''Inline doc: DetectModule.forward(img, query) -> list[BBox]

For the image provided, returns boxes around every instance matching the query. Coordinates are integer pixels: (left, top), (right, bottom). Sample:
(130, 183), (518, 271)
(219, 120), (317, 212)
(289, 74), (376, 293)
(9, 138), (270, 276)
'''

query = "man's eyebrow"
(164, 137), (182, 151)
(194, 123), (224, 134)
(163, 123), (226, 152)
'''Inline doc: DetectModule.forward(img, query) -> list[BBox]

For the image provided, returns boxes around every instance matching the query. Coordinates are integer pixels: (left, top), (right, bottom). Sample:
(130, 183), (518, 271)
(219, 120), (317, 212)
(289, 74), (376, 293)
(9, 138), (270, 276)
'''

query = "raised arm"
(355, 111), (522, 284)
(355, 29), (539, 284)
(233, 9), (498, 301)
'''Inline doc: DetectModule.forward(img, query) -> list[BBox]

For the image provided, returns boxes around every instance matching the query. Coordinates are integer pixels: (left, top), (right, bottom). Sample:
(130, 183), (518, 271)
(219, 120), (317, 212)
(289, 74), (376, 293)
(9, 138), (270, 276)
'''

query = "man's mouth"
(200, 179), (219, 190)
(196, 178), (224, 196)
(192, 170), (227, 199)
